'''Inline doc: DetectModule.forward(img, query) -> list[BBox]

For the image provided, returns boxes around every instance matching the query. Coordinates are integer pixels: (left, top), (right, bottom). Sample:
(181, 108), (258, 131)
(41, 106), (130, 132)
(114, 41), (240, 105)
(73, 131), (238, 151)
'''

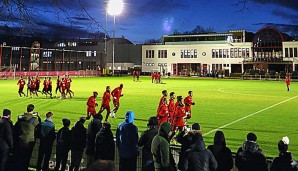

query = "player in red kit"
(168, 92), (176, 124)
(86, 91), (98, 120)
(157, 90), (168, 111)
(151, 72), (155, 83)
(30, 77), (38, 98)
(285, 75), (291, 91)
(132, 71), (136, 81)
(157, 97), (169, 126)
(110, 84), (124, 118)
(17, 76), (26, 97)
(47, 77), (53, 98)
(98, 86), (111, 121)
(55, 75), (61, 98)
(184, 91), (195, 119)
(35, 75), (41, 93)
(65, 75), (74, 98)
(173, 96), (186, 132)
(59, 77), (66, 99)
(136, 71), (140, 81)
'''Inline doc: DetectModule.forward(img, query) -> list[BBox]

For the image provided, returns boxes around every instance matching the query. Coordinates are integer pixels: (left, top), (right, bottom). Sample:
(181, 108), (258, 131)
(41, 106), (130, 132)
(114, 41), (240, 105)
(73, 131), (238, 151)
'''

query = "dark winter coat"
(138, 126), (158, 165)
(207, 131), (233, 171)
(86, 118), (102, 155)
(0, 117), (13, 151)
(56, 126), (71, 153)
(14, 112), (40, 148)
(39, 119), (56, 146)
(116, 111), (139, 158)
(271, 152), (298, 171)
(94, 126), (115, 161)
(181, 139), (218, 171)
(235, 141), (268, 171)
(71, 121), (87, 151)
(151, 122), (172, 171)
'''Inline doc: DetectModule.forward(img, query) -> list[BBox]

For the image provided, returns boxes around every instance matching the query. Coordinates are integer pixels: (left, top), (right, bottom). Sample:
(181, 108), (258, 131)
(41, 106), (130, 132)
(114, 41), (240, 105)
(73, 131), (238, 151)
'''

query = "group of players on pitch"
(86, 84), (124, 121)
(157, 90), (195, 132)
(17, 75), (74, 99)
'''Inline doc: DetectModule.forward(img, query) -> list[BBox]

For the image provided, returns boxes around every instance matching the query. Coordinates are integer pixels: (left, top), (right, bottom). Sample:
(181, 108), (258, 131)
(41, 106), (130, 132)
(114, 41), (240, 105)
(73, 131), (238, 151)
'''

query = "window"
(294, 48), (297, 57)
(146, 50), (155, 58)
(68, 42), (77, 47)
(86, 51), (96, 57)
(42, 51), (52, 58)
(219, 49), (223, 58)
(12, 47), (20, 51)
(230, 48), (234, 58)
(246, 48), (250, 57)
(158, 50), (167, 58)
(290, 48), (293, 57)
(285, 48), (288, 57)
(181, 49), (197, 58)
(57, 42), (66, 47)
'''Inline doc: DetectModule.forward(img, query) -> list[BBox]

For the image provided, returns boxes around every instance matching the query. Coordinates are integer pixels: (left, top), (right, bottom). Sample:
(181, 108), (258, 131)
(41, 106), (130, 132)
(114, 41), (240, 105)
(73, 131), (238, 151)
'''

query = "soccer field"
(1, 76), (297, 157)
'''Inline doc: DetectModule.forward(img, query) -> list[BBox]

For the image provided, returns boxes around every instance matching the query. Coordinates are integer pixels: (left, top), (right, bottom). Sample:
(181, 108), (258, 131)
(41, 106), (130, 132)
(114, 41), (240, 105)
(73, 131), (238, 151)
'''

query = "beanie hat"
(62, 118), (71, 127)
(147, 116), (158, 126)
(3, 109), (11, 116)
(278, 136), (289, 152)
(191, 123), (200, 130)
(247, 132), (257, 142)
(46, 111), (53, 118)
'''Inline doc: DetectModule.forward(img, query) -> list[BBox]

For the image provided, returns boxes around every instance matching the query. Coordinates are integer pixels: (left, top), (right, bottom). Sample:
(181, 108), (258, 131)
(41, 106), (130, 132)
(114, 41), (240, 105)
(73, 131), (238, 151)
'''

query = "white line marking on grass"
(217, 88), (281, 98)
(204, 95), (298, 136)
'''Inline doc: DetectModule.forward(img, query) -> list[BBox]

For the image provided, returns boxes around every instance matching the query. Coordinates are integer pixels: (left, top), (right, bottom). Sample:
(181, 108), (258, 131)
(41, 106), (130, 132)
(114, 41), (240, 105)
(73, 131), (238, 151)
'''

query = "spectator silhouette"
(235, 132), (268, 171)
(138, 116), (159, 171)
(13, 104), (41, 171)
(55, 118), (71, 171)
(181, 133), (218, 171)
(176, 123), (202, 170)
(0, 109), (13, 171)
(151, 122), (175, 171)
(116, 110), (139, 171)
(207, 130), (233, 171)
(271, 136), (298, 171)
(86, 114), (103, 167)
(94, 121), (115, 161)
(36, 111), (56, 171)
(70, 117), (87, 171)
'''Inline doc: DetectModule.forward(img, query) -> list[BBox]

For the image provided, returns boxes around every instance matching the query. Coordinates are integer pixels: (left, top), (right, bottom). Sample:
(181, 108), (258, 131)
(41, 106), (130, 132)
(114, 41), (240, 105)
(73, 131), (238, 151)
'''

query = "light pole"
(107, 0), (123, 76)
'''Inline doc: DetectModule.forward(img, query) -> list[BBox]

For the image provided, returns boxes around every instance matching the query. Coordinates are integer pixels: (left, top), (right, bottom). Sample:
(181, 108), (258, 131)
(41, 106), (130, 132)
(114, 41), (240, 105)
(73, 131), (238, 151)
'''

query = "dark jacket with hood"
(207, 131), (233, 171)
(151, 122), (172, 171)
(0, 116), (13, 152)
(138, 124), (158, 165)
(235, 140), (268, 171)
(95, 124), (115, 161)
(71, 120), (87, 151)
(86, 117), (102, 155)
(271, 152), (298, 171)
(181, 134), (218, 171)
(116, 111), (139, 158)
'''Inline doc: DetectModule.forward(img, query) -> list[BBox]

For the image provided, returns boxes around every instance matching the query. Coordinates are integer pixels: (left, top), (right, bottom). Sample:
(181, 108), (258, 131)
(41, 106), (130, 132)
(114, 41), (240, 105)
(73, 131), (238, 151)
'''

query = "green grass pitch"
(1, 76), (297, 158)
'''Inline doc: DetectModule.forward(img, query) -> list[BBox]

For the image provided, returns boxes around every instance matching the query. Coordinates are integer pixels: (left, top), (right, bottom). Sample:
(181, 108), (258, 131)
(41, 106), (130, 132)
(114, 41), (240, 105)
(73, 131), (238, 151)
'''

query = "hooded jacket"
(271, 152), (298, 171)
(207, 131), (233, 171)
(116, 111), (139, 158)
(181, 136), (218, 171)
(151, 122), (172, 170)
(235, 140), (268, 171)
(0, 117), (13, 151)
(95, 125), (115, 161)
(71, 120), (87, 151)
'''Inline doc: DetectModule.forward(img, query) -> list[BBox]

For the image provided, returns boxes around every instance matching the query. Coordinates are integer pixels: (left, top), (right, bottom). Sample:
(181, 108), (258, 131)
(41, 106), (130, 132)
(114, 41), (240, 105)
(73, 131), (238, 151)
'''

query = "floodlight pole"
(112, 14), (115, 76)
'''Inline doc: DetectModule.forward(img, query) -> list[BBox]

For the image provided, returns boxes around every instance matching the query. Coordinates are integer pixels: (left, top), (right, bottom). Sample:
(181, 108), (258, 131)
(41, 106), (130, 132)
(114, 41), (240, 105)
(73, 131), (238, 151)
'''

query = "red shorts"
(113, 100), (120, 107)
(100, 104), (111, 113)
(87, 107), (97, 116)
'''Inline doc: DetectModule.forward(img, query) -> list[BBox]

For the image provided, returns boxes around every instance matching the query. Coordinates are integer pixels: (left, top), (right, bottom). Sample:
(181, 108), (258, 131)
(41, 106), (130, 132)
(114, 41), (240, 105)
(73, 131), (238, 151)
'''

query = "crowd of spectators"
(1, 104), (298, 171)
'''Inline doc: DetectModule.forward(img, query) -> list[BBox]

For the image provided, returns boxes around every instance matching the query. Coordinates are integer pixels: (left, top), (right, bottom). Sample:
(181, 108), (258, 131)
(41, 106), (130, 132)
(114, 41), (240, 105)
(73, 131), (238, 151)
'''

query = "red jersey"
(66, 78), (72, 88)
(111, 87), (122, 102)
(17, 79), (26, 88)
(56, 78), (61, 86)
(158, 96), (166, 109)
(35, 77), (40, 85)
(43, 79), (49, 89)
(157, 104), (169, 126)
(173, 105), (186, 127)
(168, 98), (175, 123)
(184, 95), (194, 113)
(285, 77), (291, 85)
(48, 80), (52, 87)
(151, 73), (155, 79)
(101, 91), (111, 106)
(30, 79), (36, 89)
(87, 96), (97, 108)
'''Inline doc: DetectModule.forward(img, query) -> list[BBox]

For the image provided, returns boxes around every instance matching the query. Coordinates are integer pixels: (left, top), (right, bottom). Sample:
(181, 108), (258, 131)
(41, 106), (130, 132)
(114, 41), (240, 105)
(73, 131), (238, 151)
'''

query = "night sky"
(1, 0), (298, 44)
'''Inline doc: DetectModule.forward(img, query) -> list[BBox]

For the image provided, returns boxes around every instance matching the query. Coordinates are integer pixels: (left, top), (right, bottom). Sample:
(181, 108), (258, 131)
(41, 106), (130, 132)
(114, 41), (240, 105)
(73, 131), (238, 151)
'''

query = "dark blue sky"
(1, 0), (298, 44)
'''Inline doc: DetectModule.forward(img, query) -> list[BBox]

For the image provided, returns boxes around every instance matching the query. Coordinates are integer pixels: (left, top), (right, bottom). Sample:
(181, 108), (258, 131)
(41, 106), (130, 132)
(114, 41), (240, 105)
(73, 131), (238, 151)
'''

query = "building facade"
(142, 27), (298, 76)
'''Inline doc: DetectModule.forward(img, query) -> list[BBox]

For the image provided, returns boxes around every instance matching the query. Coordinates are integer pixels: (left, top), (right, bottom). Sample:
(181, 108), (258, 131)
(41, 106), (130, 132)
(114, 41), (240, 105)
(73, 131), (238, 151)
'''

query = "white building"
(142, 27), (298, 76)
